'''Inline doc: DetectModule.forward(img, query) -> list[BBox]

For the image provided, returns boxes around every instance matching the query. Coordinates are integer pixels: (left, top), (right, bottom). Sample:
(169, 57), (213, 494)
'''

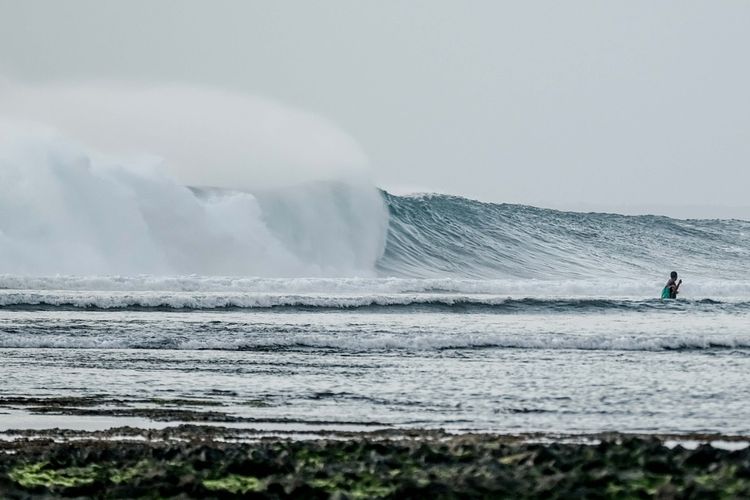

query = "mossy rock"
(9, 461), (100, 489)
(203, 474), (266, 494)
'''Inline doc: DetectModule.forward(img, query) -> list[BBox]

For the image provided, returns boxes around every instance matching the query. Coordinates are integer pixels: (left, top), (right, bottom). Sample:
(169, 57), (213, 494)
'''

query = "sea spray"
(0, 80), (370, 190)
(0, 124), (388, 276)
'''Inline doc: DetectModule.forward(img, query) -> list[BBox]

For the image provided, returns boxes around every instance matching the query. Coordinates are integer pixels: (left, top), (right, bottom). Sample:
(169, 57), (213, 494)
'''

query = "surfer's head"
(670, 271), (678, 279)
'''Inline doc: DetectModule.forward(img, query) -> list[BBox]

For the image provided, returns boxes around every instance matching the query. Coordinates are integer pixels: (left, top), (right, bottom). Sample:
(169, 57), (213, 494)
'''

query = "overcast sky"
(1, 1), (749, 218)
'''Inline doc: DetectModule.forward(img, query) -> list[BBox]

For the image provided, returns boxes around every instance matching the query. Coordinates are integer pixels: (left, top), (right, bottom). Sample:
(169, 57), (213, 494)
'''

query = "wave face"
(379, 192), (750, 280)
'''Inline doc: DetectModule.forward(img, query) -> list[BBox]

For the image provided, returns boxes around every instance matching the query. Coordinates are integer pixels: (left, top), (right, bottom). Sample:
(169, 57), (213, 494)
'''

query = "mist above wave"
(0, 80), (369, 190)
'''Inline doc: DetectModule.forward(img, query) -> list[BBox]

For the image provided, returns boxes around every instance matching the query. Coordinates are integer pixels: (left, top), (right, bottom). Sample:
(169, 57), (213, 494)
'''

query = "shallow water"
(2, 290), (749, 435)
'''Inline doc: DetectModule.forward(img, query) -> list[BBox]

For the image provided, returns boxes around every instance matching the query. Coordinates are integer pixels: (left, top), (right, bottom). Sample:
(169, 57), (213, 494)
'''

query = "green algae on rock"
(203, 474), (266, 494)
(9, 462), (100, 489)
(1, 433), (750, 498)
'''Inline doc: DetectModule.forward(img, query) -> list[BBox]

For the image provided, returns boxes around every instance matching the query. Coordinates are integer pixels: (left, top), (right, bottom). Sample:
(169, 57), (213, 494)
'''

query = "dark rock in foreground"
(1, 431), (749, 498)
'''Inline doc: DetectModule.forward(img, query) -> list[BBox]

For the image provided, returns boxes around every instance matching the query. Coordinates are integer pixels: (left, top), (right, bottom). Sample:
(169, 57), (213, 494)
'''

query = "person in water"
(661, 271), (682, 299)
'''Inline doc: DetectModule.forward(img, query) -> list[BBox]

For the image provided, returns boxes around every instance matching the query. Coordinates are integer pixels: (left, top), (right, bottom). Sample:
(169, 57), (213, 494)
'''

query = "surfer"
(661, 271), (682, 299)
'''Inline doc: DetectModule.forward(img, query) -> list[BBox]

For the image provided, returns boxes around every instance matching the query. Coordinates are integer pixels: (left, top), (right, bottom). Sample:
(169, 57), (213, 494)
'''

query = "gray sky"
(1, 1), (749, 218)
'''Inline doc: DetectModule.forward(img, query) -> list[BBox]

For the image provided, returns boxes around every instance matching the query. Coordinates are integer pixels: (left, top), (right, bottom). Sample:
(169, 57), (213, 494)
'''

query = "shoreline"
(3, 396), (750, 444)
(2, 397), (750, 497)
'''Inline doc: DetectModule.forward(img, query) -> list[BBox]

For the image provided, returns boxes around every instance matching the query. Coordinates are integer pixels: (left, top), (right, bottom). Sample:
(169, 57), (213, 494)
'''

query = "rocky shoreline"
(1, 425), (749, 498)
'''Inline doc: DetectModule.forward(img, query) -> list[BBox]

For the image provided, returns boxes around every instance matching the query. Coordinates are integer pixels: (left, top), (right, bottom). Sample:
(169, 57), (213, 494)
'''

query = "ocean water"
(2, 175), (750, 435)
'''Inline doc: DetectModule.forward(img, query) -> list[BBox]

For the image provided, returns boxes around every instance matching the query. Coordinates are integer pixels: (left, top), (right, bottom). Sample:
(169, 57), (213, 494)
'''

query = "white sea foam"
(1, 330), (749, 352)
(2, 276), (750, 300)
(0, 290), (743, 310)
(0, 125), (387, 277)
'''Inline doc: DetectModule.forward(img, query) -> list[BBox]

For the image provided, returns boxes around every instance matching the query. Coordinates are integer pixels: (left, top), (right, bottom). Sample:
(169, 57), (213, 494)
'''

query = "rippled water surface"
(2, 294), (749, 434)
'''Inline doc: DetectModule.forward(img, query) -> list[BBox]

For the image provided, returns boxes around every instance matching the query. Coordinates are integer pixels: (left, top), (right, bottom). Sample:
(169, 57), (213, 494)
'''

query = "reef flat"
(1, 426), (749, 498)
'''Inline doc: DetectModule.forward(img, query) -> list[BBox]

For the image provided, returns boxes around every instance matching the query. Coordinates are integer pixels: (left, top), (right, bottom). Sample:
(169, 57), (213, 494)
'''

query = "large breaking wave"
(0, 93), (748, 289)
(3, 150), (748, 282)
(1, 149), (749, 290)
